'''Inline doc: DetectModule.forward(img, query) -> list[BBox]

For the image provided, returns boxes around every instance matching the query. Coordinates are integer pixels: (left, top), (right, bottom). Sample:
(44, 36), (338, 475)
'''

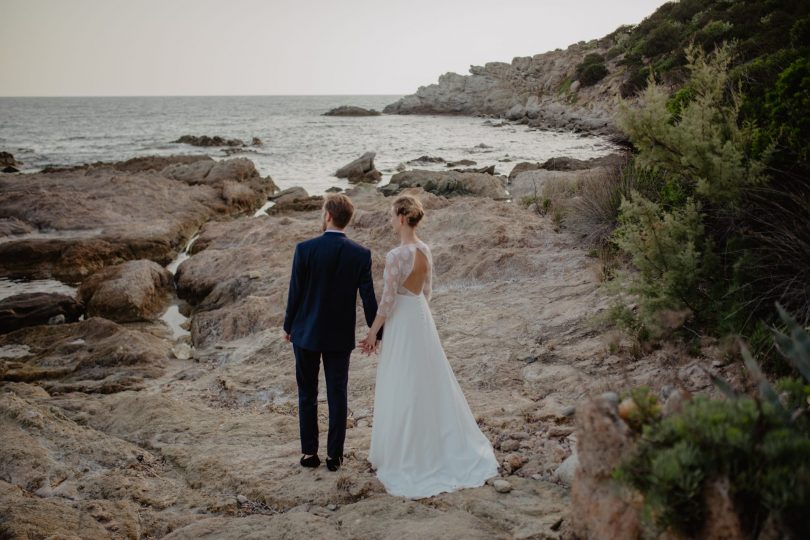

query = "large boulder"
(382, 169), (508, 199)
(335, 152), (382, 183)
(267, 187), (324, 214)
(323, 106), (381, 117)
(540, 153), (626, 171)
(0, 157), (277, 282)
(0, 293), (83, 334)
(508, 162), (542, 181)
(78, 260), (174, 323)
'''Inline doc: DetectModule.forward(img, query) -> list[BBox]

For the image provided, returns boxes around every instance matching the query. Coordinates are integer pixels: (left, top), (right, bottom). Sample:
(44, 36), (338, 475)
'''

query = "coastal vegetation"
(554, 1), (810, 535)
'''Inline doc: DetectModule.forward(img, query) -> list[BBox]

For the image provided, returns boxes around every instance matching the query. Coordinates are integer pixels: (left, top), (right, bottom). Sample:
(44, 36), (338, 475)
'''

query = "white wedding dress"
(369, 240), (499, 499)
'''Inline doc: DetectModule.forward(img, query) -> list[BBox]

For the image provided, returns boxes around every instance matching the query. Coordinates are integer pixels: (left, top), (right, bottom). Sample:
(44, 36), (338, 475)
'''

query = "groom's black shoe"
(300, 454), (320, 468)
(326, 456), (343, 471)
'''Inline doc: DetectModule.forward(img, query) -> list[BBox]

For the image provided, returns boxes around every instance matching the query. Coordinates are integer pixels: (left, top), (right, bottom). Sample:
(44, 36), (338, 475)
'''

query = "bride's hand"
(359, 334), (377, 355)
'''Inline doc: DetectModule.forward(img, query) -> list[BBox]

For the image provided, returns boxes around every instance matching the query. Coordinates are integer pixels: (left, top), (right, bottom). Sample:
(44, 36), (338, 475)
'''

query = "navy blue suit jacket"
(283, 231), (378, 352)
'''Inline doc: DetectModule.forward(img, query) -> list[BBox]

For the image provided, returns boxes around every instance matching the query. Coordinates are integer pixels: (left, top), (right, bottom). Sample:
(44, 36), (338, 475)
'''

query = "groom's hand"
(284, 332), (291, 343)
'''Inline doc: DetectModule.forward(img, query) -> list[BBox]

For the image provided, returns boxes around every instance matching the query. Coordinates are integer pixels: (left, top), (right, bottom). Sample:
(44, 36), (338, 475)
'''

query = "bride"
(359, 194), (499, 499)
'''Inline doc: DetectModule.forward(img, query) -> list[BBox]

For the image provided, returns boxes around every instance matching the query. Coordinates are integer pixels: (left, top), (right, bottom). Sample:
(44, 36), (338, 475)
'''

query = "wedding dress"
(368, 240), (499, 499)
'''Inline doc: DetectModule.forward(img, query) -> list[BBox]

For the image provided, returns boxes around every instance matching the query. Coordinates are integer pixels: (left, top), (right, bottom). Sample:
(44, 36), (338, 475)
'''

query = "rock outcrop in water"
(323, 106), (381, 117)
(0, 156), (277, 282)
(174, 135), (262, 148)
(1, 151), (21, 173)
(383, 39), (629, 135)
(335, 152), (382, 183)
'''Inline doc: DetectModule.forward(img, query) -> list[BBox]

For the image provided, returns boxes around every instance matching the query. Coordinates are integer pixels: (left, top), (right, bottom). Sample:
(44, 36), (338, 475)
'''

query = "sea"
(0, 95), (618, 194)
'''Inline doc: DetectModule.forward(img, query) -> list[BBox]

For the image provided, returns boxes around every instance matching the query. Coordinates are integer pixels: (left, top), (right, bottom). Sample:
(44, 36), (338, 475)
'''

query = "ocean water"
(0, 95), (618, 194)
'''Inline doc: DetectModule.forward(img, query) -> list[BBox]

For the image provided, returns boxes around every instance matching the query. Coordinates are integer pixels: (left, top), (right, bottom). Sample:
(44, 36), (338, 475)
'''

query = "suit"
(283, 230), (378, 458)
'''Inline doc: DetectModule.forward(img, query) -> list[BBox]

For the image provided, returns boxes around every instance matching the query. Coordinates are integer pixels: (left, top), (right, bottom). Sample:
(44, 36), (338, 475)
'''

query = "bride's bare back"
(377, 241), (432, 318)
(402, 248), (428, 295)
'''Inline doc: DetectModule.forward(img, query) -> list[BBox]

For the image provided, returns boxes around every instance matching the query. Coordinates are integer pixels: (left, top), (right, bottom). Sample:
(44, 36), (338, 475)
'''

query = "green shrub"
(578, 63), (608, 86)
(576, 53), (609, 86)
(612, 193), (719, 338)
(614, 306), (810, 538)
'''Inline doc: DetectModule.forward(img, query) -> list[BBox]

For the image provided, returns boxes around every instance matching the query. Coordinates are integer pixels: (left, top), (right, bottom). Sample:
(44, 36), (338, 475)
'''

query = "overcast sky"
(1, 0), (669, 97)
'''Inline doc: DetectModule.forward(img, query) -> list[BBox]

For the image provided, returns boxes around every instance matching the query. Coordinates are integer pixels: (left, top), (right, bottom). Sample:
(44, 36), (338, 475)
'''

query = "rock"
(47, 314), (65, 325)
(0, 156), (276, 283)
(493, 480), (512, 493)
(382, 170), (508, 199)
(553, 453), (579, 485)
(561, 405), (576, 418)
(78, 260), (174, 323)
(570, 397), (640, 539)
(172, 343), (193, 360)
(174, 135), (246, 147)
(662, 388), (687, 416)
(505, 454), (524, 472)
(323, 106), (381, 117)
(446, 159), (476, 167)
(267, 188), (324, 214)
(510, 431), (530, 440)
(382, 45), (626, 136)
(501, 439), (520, 452)
(251, 137), (263, 146)
(236, 494), (249, 505)
(335, 152), (382, 183)
(270, 186), (311, 207)
(451, 165), (495, 175)
(508, 162), (542, 182)
(0, 317), (169, 393)
(1, 151), (21, 172)
(540, 153), (626, 171)
(406, 155), (446, 165)
(0, 293), (83, 334)
(325, 187), (343, 193)
(598, 392), (619, 407)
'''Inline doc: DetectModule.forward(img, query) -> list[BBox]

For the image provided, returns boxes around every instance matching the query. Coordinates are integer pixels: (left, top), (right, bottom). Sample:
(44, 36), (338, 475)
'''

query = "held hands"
(358, 334), (379, 356)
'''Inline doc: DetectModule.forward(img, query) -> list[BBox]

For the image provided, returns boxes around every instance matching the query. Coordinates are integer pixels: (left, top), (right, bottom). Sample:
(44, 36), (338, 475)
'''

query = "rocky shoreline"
(0, 149), (740, 538)
(383, 36), (634, 138)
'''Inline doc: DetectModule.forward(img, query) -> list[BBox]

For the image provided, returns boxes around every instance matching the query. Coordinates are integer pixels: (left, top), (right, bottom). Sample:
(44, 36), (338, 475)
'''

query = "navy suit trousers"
(294, 345), (351, 459)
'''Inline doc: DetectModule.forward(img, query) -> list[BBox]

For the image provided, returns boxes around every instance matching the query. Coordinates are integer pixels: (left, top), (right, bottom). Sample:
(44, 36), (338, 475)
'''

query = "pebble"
(327, 504), (338, 511)
(599, 391), (619, 405)
(493, 480), (512, 493)
(501, 440), (520, 452)
(561, 405), (576, 418)
(510, 431), (530, 440)
(236, 494), (248, 505)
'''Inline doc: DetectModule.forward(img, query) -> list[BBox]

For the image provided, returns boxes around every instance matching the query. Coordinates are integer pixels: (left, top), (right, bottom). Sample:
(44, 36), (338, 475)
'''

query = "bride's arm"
(361, 250), (398, 351)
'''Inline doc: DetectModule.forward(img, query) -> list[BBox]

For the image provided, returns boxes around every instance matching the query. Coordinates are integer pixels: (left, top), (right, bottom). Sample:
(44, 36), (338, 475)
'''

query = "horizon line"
(0, 93), (408, 99)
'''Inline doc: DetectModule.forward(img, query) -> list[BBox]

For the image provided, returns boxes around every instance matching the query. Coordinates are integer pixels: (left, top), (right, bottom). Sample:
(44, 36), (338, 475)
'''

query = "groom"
(283, 193), (380, 471)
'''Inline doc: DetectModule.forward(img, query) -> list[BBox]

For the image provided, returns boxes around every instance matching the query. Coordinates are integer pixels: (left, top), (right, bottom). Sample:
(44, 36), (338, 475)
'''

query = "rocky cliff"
(383, 31), (635, 136)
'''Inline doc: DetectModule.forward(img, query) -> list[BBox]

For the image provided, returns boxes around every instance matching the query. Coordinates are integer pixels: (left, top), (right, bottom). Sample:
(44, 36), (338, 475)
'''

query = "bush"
(566, 160), (632, 247)
(578, 63), (608, 86)
(614, 306), (810, 538)
(576, 53), (609, 87)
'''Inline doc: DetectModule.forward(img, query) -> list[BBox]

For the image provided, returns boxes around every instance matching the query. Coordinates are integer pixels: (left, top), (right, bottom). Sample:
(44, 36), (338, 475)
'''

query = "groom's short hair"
(323, 193), (354, 229)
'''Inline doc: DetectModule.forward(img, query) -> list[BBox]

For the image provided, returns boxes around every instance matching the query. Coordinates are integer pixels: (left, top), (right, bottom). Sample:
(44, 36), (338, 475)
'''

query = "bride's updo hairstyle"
(392, 195), (424, 227)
